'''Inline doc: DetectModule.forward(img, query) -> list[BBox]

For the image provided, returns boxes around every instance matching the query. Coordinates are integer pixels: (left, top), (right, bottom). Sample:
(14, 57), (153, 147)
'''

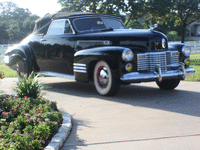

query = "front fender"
(4, 44), (39, 73)
(168, 42), (190, 62)
(168, 42), (186, 51)
(74, 46), (127, 82)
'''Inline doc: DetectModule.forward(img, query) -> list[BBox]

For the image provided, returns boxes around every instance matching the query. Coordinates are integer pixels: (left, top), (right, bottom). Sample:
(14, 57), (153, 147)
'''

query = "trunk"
(92, 0), (96, 13)
(181, 24), (186, 43)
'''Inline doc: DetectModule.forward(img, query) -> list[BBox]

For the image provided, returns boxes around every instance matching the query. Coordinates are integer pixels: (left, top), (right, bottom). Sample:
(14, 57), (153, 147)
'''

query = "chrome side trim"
(120, 67), (195, 83)
(77, 40), (112, 46)
(37, 71), (75, 80)
(73, 63), (87, 73)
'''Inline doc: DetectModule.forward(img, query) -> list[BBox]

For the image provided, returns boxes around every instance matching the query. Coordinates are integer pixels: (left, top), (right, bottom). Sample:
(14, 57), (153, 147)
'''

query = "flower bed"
(0, 94), (62, 149)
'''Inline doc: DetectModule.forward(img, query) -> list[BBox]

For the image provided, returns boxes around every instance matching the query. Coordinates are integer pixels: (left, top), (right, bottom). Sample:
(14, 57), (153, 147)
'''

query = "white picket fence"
(185, 41), (200, 55)
(0, 44), (14, 64)
(169, 41), (200, 55)
(0, 41), (200, 64)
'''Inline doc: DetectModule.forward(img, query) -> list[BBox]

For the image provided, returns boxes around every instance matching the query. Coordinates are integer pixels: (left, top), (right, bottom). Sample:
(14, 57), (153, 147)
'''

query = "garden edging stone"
(45, 106), (72, 150)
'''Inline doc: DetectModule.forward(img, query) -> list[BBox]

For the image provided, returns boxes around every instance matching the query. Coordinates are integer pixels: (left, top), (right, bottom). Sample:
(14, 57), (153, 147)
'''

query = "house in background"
(187, 21), (200, 40)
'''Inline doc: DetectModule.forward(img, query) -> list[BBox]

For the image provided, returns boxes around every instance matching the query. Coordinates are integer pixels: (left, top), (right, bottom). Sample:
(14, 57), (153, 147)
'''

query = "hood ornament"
(149, 24), (158, 31)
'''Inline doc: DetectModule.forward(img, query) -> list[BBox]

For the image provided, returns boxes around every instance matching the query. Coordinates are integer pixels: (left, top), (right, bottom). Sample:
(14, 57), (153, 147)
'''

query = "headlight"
(182, 45), (191, 57)
(122, 49), (134, 62)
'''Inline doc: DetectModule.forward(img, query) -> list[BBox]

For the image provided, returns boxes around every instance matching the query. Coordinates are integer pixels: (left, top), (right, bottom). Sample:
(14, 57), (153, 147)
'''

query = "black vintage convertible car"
(4, 12), (195, 96)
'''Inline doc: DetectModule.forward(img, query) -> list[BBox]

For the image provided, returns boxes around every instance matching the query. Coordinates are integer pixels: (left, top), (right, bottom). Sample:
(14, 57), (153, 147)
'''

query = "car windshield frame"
(72, 17), (126, 33)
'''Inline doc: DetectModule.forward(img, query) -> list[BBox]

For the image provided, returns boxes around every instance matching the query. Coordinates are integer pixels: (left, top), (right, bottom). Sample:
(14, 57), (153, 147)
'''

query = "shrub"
(0, 95), (63, 149)
(14, 72), (42, 99)
(167, 31), (181, 41)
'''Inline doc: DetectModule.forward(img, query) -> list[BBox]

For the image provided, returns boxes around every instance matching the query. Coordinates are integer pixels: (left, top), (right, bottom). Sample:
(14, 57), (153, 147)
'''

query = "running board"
(37, 71), (75, 80)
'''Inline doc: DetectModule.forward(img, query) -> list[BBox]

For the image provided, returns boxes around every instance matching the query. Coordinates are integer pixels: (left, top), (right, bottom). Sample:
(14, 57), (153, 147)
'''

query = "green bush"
(14, 72), (42, 99)
(167, 31), (181, 41)
(0, 95), (62, 149)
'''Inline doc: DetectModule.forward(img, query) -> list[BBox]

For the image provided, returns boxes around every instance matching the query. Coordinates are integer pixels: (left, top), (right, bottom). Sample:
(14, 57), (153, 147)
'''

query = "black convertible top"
(33, 12), (120, 32)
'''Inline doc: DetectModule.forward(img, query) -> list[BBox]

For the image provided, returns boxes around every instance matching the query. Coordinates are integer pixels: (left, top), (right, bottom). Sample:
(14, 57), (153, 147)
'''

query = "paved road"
(1, 77), (200, 150)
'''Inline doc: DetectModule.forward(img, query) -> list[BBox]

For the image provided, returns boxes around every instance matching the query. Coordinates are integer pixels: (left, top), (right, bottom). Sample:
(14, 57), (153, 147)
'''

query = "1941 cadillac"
(4, 12), (195, 96)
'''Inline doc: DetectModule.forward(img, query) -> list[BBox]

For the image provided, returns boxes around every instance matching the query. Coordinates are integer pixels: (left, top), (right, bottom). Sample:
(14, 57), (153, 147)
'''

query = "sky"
(0, 0), (62, 17)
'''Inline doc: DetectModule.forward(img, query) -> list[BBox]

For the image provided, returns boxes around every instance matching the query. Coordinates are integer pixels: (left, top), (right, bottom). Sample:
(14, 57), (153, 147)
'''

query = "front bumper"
(120, 63), (195, 83)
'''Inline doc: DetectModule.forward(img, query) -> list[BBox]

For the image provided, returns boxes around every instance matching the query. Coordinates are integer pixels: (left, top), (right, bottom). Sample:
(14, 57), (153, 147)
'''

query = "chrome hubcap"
(97, 67), (109, 88)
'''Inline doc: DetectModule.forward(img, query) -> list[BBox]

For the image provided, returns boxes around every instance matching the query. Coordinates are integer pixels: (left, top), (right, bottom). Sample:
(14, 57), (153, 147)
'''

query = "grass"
(0, 64), (17, 78)
(185, 54), (200, 82)
(0, 54), (200, 81)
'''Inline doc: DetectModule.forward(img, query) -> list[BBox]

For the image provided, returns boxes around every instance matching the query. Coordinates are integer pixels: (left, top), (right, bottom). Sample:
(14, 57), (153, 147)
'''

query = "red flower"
(29, 145), (32, 149)
(9, 109), (12, 112)
(24, 96), (28, 100)
(0, 135), (4, 138)
(27, 131), (30, 134)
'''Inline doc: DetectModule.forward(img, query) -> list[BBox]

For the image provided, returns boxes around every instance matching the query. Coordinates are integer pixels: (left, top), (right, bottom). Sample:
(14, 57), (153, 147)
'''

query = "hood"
(75, 29), (167, 52)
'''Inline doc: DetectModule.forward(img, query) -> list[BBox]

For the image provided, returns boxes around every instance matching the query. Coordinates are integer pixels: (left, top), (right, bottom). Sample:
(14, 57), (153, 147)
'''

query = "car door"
(40, 19), (75, 74)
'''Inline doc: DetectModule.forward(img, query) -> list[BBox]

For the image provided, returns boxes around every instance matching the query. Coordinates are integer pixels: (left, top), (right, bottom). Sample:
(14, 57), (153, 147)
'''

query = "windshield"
(73, 17), (125, 32)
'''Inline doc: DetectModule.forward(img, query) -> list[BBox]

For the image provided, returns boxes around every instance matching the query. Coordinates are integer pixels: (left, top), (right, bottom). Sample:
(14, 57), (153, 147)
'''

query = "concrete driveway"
(1, 77), (200, 150)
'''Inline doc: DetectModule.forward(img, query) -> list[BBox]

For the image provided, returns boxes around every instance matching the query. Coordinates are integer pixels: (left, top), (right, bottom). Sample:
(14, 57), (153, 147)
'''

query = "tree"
(58, 0), (86, 12)
(0, 1), (39, 43)
(97, 0), (126, 16)
(124, 0), (146, 26)
(58, 0), (126, 15)
(145, 0), (200, 43)
(0, 22), (9, 44)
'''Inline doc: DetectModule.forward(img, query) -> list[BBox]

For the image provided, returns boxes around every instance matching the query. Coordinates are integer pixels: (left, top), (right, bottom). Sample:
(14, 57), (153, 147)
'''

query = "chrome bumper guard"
(120, 63), (195, 83)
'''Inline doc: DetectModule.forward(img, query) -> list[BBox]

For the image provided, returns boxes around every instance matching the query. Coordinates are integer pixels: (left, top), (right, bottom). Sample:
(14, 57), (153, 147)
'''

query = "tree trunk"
(181, 24), (186, 43)
(92, 0), (96, 13)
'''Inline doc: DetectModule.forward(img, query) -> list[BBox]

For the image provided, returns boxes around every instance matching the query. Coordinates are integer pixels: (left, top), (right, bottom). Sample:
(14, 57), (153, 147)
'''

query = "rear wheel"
(156, 79), (180, 90)
(94, 61), (120, 96)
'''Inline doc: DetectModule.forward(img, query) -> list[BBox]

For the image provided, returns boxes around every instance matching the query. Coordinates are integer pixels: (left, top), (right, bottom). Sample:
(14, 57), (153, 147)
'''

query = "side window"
(64, 21), (73, 34)
(47, 20), (66, 35)
(47, 19), (73, 35)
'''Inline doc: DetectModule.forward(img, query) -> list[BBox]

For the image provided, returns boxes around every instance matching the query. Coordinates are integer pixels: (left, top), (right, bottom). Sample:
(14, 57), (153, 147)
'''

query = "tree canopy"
(145, 0), (200, 42)
(0, 1), (39, 44)
(1, 0), (200, 44)
(58, 0), (200, 43)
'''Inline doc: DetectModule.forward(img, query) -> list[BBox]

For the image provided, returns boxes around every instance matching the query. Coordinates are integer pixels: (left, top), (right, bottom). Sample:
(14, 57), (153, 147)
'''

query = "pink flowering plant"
(0, 95), (62, 150)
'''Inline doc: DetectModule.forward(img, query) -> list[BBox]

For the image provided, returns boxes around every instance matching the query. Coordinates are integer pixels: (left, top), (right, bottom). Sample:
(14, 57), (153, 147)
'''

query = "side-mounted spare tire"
(94, 61), (120, 96)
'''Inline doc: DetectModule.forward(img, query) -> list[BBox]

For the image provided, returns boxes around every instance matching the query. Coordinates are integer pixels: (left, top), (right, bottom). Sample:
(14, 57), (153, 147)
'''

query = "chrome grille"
(137, 51), (179, 72)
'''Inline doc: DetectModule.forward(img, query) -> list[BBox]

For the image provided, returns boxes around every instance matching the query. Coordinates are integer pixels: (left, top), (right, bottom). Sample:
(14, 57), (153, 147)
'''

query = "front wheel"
(16, 60), (32, 79)
(156, 79), (180, 90)
(94, 61), (120, 96)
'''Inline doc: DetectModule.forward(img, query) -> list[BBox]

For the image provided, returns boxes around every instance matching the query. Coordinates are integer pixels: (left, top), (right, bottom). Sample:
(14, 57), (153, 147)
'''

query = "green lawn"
(0, 64), (17, 78)
(185, 54), (200, 81)
(0, 54), (200, 81)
